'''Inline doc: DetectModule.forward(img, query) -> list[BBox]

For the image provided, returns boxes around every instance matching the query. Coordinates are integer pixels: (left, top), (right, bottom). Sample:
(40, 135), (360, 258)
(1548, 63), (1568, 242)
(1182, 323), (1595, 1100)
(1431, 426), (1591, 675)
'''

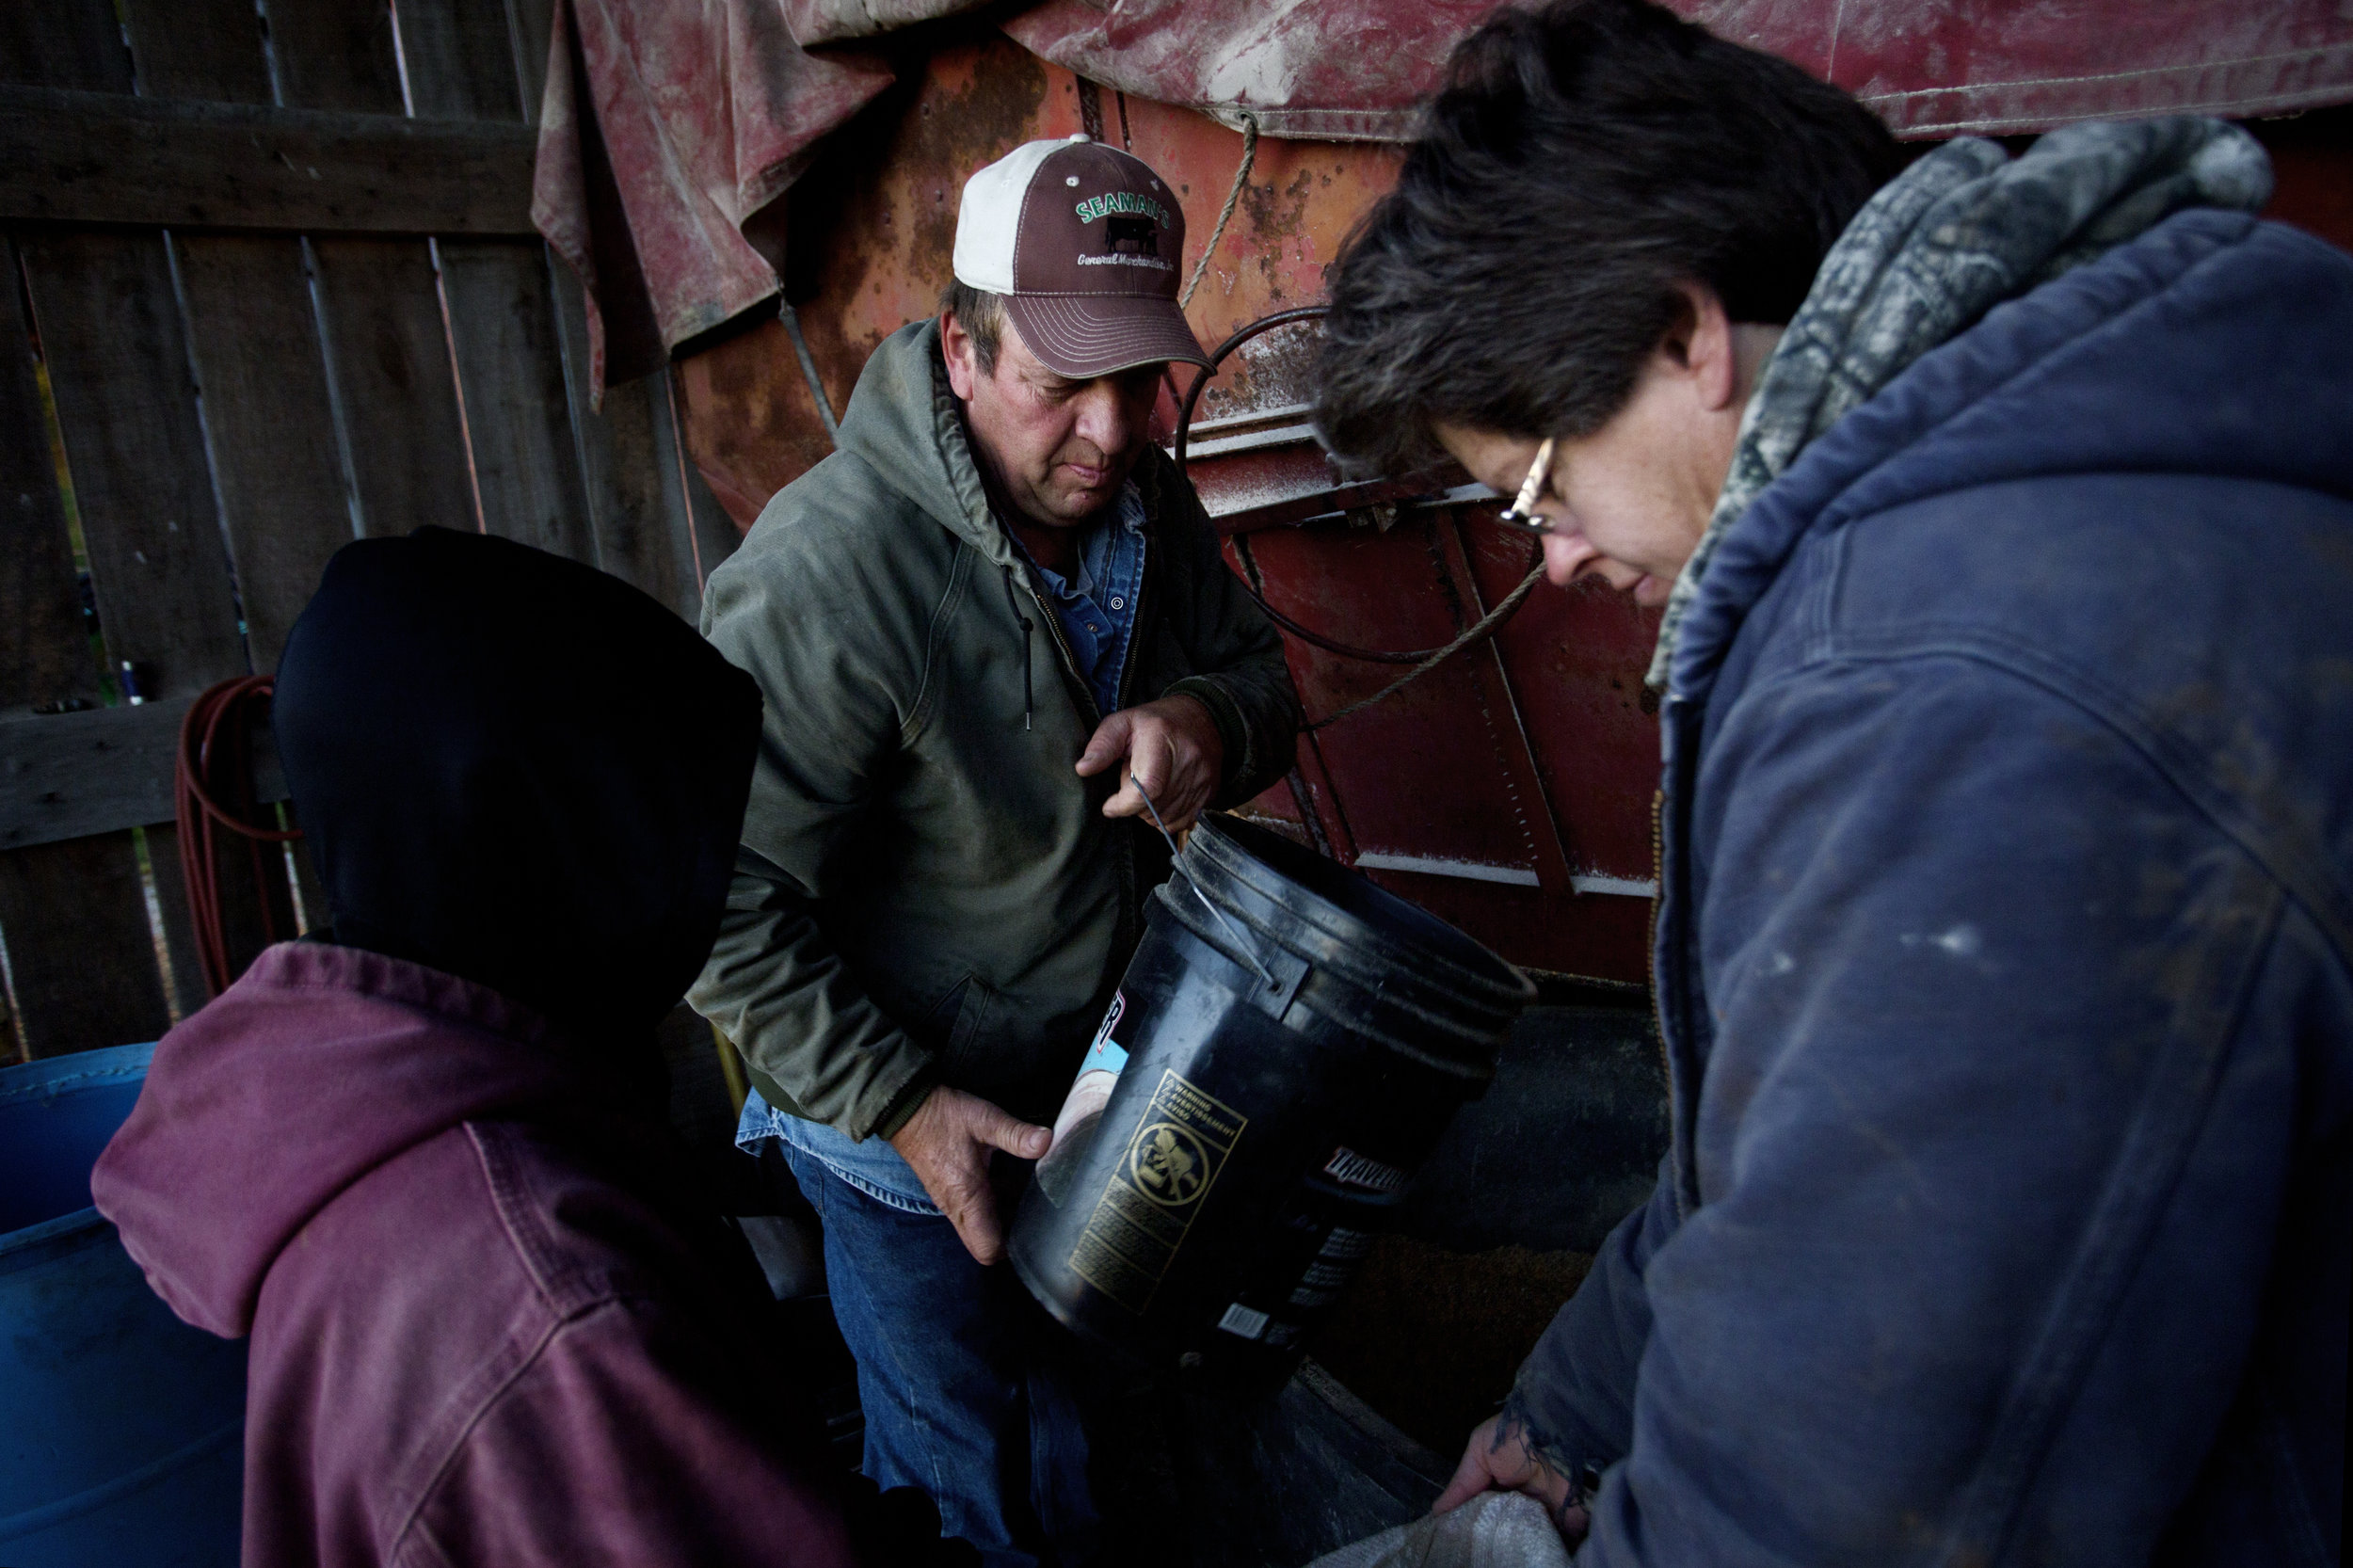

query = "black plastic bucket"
(1009, 814), (1535, 1377)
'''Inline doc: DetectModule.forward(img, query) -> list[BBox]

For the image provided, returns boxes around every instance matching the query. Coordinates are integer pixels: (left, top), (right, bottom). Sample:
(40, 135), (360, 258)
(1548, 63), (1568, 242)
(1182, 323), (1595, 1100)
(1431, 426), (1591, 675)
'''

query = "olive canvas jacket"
(691, 319), (1297, 1142)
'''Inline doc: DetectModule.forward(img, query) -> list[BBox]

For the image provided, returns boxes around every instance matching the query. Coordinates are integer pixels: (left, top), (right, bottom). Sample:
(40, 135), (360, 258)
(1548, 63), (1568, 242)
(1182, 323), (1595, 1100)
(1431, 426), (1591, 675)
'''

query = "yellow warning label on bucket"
(1068, 1068), (1245, 1315)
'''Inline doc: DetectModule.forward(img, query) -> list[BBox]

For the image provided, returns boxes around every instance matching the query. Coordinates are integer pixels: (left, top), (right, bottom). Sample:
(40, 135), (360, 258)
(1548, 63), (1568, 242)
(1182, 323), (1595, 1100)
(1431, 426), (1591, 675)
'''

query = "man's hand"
(1076, 694), (1224, 832)
(1434, 1415), (1590, 1546)
(887, 1086), (1049, 1265)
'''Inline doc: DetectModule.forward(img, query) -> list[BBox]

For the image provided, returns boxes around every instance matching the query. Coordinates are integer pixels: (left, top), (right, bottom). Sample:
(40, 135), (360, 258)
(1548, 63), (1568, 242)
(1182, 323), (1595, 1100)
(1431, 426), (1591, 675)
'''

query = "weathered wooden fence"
(0, 0), (736, 1063)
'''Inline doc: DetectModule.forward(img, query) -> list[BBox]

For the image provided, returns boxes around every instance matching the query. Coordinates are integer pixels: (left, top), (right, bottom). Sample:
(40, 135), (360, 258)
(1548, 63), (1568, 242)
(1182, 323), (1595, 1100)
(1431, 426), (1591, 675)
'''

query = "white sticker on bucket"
(1083, 992), (1128, 1077)
(1217, 1303), (1271, 1340)
(1047, 992), (1133, 1158)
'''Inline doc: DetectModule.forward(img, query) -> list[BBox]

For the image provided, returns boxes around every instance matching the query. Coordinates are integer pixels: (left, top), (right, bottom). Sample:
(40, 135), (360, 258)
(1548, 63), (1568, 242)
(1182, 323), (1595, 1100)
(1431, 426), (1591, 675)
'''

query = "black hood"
(273, 527), (760, 1047)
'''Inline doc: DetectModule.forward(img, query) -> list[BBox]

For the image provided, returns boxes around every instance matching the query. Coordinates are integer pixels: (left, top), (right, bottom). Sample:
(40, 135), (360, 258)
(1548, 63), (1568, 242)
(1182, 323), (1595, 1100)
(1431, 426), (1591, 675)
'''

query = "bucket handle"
(1132, 783), (1281, 992)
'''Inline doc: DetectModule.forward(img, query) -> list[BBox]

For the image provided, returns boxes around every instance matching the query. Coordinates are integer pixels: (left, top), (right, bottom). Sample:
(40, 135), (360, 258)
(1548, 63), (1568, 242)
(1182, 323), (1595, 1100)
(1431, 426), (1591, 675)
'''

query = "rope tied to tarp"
(1304, 555), (1546, 731)
(1181, 112), (1258, 311)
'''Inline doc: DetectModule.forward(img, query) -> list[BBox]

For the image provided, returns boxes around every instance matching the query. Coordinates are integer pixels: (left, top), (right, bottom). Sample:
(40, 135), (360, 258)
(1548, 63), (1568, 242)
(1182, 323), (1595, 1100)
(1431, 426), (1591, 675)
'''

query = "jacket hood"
(92, 942), (593, 1337)
(1671, 209), (2353, 706)
(1651, 118), (2273, 689)
(834, 319), (1031, 573)
(272, 527), (761, 1050)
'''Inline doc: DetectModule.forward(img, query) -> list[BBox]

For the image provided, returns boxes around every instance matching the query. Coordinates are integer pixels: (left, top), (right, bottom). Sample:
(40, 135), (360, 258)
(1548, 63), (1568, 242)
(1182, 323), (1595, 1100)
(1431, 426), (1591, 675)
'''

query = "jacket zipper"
(1005, 515), (1155, 728)
(1014, 562), (1096, 727)
(1000, 568), (1036, 729)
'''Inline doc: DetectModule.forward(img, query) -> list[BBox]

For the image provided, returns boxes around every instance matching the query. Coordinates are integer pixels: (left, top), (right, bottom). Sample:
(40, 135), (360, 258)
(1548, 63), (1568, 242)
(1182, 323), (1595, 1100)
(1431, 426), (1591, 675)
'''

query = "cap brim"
(1002, 294), (1214, 380)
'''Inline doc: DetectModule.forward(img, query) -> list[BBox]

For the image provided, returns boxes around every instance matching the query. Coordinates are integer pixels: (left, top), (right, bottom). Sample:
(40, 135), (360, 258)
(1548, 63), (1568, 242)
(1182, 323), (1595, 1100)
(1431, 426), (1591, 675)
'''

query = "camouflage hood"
(1649, 117), (2273, 690)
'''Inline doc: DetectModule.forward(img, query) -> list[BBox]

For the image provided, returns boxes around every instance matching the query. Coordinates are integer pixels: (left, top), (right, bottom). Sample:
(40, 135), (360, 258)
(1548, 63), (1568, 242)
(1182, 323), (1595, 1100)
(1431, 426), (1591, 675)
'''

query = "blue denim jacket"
(1026, 484), (1146, 716)
(1513, 213), (2352, 1565)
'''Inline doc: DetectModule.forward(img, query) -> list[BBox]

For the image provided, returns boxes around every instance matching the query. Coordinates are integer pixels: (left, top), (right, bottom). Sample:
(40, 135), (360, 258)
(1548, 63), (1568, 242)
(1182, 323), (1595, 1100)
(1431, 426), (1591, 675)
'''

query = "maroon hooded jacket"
(93, 941), (856, 1568)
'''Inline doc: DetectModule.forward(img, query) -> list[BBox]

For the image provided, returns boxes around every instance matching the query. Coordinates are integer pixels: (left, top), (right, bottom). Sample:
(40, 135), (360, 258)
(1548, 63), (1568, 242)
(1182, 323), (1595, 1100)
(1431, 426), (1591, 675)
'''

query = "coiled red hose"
(176, 676), (302, 999)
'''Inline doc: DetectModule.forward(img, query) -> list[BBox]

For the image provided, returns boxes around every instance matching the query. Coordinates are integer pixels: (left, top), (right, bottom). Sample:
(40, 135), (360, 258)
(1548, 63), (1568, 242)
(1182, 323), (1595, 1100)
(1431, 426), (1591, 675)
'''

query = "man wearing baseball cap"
(692, 136), (1299, 1564)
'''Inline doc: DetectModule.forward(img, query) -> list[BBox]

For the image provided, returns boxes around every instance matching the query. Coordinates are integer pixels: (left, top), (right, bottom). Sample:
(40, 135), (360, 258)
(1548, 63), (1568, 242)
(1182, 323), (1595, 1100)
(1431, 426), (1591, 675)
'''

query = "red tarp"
(535, 0), (2353, 394)
(531, 0), (893, 394)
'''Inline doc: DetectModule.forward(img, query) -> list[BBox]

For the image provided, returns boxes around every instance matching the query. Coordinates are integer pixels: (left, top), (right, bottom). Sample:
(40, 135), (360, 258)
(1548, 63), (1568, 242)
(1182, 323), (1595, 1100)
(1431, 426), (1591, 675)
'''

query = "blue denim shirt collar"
(1026, 483), (1147, 717)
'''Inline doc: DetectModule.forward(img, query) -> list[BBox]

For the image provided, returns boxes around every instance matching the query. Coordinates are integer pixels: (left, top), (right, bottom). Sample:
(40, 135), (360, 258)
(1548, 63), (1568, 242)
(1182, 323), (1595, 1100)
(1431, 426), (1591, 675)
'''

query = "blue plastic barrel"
(1, 1043), (246, 1566)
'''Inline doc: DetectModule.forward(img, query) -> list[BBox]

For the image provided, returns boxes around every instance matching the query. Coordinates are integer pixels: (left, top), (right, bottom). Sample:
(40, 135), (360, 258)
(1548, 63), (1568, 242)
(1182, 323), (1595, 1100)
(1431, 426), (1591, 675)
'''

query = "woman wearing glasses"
(1313, 3), (2352, 1565)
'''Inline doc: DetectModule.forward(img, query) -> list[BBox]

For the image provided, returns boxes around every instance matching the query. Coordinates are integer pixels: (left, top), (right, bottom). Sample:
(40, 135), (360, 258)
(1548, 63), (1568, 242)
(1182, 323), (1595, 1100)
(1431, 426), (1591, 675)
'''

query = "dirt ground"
(1305, 1234), (1594, 1457)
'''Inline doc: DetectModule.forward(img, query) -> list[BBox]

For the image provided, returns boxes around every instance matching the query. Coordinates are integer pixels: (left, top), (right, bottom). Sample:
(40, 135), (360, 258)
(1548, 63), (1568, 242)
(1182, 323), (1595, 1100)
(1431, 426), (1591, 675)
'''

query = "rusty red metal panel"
(1229, 500), (1659, 985)
(2258, 112), (2353, 257)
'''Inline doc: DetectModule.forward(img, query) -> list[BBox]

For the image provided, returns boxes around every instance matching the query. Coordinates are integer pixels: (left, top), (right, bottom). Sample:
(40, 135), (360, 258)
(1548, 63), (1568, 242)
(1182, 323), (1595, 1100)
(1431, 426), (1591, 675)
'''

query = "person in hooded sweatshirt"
(93, 528), (966, 1568)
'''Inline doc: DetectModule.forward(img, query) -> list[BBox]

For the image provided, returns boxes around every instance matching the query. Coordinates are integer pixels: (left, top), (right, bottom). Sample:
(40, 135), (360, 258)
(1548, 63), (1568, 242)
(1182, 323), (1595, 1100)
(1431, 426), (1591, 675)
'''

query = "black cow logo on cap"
(1105, 215), (1157, 256)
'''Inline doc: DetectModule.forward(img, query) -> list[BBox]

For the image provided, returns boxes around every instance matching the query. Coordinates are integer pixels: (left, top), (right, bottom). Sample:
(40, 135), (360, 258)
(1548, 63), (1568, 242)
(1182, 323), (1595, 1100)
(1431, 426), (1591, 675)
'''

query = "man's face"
(1436, 389), (1708, 609)
(1434, 303), (1769, 607)
(942, 311), (1163, 530)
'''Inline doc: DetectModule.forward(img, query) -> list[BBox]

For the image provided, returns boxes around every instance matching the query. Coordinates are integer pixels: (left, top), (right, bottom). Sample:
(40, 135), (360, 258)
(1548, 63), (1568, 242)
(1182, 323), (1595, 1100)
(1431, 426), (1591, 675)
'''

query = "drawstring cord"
(1001, 567), (1034, 730)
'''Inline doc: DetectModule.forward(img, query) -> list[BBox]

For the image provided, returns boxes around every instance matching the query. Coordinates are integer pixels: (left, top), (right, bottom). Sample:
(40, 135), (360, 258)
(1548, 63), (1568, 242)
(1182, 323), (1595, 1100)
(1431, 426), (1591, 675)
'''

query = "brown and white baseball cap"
(952, 135), (1214, 379)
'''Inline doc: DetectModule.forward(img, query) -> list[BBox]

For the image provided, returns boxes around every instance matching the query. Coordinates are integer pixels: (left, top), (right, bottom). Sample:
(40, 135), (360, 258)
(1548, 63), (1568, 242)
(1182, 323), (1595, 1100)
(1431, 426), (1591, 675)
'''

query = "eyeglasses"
(1495, 438), (1558, 535)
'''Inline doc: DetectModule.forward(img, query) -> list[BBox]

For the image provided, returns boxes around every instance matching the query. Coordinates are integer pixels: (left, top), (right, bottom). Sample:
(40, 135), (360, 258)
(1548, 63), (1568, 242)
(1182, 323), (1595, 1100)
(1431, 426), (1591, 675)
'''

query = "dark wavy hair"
(1315, 0), (1902, 475)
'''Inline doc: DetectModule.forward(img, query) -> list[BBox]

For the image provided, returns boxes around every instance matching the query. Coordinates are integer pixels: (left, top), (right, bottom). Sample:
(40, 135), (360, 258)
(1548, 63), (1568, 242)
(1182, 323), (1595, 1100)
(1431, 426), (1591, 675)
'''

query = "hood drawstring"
(1001, 567), (1033, 731)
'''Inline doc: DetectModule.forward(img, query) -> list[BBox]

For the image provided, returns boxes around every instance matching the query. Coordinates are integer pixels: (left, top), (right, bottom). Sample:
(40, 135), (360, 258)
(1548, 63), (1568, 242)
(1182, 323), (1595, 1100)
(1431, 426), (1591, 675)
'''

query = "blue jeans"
(776, 1139), (1100, 1568)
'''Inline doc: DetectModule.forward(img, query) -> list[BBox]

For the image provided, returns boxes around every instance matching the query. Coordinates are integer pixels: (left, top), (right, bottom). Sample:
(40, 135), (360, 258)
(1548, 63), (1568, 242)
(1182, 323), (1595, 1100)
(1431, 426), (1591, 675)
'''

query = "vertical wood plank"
(306, 237), (478, 535)
(0, 0), (133, 91)
(396, 0), (597, 564)
(567, 369), (680, 609)
(503, 0), (554, 125)
(264, 0), (406, 111)
(281, 802), (327, 933)
(393, 0), (521, 121)
(116, 0), (356, 675)
(544, 276), (742, 626)
(22, 226), (295, 1005)
(115, 0), (317, 980)
(122, 0), (272, 103)
(0, 3), (177, 1054)
(0, 835), (174, 1058)
(437, 239), (596, 559)
(545, 249), (689, 613)
(265, 0), (478, 541)
(172, 235), (357, 669)
(19, 232), (247, 700)
(0, 234), (174, 1056)
(0, 248), (99, 717)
